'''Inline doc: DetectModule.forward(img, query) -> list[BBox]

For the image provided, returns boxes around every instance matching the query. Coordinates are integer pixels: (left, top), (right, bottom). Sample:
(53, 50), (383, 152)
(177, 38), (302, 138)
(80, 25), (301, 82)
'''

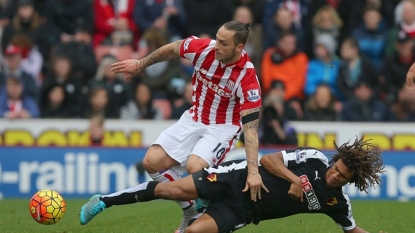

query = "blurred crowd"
(0, 0), (415, 146)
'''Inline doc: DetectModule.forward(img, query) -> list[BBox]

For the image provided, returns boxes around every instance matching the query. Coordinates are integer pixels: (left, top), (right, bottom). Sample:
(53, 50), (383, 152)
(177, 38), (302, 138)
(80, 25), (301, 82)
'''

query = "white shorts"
(152, 110), (241, 175)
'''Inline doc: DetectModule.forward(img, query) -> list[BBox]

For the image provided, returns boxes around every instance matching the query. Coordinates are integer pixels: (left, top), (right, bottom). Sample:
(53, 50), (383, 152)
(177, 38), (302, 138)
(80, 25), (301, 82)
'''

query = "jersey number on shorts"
(213, 143), (226, 161)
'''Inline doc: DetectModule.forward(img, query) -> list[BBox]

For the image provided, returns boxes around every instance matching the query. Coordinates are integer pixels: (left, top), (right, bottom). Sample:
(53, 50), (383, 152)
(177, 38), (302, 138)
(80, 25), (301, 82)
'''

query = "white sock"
(149, 169), (194, 210)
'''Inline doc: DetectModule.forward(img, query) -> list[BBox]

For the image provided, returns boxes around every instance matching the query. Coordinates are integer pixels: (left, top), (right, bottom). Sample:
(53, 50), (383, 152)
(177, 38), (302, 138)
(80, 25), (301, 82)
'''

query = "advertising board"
(0, 147), (413, 200)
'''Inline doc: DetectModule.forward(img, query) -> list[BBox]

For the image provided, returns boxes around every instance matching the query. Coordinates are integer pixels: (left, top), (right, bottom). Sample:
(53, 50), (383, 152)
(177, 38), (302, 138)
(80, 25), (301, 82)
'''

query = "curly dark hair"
(331, 137), (385, 193)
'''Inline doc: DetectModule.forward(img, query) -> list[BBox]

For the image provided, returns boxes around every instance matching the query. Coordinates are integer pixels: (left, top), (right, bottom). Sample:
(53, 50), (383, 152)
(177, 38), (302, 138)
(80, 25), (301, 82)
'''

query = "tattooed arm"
(241, 107), (269, 201)
(241, 107), (260, 173)
(111, 40), (183, 79)
(139, 40), (183, 68)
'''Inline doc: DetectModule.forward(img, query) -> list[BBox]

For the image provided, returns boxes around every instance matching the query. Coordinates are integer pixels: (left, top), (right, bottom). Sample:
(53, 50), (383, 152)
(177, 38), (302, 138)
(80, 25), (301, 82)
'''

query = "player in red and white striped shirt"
(111, 21), (268, 233)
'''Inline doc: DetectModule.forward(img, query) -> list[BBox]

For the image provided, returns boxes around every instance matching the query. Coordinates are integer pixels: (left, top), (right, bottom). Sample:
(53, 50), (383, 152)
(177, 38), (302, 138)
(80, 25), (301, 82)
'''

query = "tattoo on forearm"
(142, 40), (182, 67)
(247, 160), (258, 166)
(135, 60), (139, 72)
(241, 108), (260, 170)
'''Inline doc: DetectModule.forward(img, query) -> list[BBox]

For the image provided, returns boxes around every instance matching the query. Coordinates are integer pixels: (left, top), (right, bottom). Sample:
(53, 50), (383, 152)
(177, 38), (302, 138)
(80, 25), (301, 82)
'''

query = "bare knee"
(142, 155), (159, 174)
(143, 145), (177, 173)
(187, 155), (210, 174)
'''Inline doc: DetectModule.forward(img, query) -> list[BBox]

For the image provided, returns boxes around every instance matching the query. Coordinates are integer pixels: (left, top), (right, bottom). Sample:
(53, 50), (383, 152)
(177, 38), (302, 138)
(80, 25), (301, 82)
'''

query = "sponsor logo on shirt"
(207, 173), (217, 182)
(295, 150), (307, 164)
(196, 71), (232, 98)
(247, 89), (260, 102)
(300, 174), (321, 210)
(326, 197), (338, 206)
(226, 80), (235, 90)
(200, 68), (208, 75)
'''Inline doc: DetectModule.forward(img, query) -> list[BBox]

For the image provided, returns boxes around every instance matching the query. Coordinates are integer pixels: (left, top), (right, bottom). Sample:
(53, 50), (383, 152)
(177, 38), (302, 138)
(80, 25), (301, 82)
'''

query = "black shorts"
(192, 160), (256, 233)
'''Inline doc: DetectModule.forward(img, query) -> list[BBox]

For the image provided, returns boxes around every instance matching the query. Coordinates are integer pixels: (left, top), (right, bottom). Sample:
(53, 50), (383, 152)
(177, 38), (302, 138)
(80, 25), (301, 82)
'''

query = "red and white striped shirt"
(180, 36), (262, 126)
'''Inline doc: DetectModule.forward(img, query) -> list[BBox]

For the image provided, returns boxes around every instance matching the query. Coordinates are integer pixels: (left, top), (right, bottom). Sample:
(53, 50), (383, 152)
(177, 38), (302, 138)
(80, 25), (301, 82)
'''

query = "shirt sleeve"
(281, 148), (329, 168)
(179, 36), (211, 65)
(237, 68), (262, 111)
(327, 194), (356, 231)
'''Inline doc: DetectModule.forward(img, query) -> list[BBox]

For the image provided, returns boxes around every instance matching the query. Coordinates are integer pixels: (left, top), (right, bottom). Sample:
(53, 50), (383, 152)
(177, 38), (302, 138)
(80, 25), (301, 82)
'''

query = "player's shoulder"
(285, 147), (329, 167)
(182, 36), (214, 52)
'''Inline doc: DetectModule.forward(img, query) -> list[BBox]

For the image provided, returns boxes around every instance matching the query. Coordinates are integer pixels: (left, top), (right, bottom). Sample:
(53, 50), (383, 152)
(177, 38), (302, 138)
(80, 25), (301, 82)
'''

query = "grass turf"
(0, 199), (413, 233)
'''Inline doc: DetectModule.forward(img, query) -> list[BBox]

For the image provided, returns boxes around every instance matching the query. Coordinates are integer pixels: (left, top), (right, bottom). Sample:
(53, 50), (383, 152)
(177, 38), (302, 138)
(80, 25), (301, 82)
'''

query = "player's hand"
(243, 172), (269, 202)
(406, 62), (415, 87)
(288, 178), (304, 202)
(111, 59), (143, 80)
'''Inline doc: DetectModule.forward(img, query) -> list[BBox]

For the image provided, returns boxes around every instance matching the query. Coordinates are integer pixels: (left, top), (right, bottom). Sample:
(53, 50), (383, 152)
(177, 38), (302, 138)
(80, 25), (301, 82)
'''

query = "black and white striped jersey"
(252, 148), (356, 231)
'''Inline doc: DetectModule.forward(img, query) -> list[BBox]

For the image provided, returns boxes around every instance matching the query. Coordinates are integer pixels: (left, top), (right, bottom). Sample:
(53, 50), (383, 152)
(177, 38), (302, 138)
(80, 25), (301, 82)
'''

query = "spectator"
(43, 0), (93, 44)
(90, 54), (130, 118)
(337, 0), (398, 45)
(231, 0), (266, 27)
(0, 44), (37, 99)
(89, 114), (105, 146)
(304, 83), (340, 121)
(383, 30), (415, 104)
(303, 0), (342, 33)
(0, 0), (17, 31)
(385, 0), (415, 56)
(262, 0), (308, 30)
(183, 0), (233, 38)
(7, 34), (43, 84)
(39, 83), (72, 118)
(390, 84), (415, 122)
(261, 31), (308, 102)
(263, 7), (302, 51)
(53, 25), (97, 83)
(120, 82), (163, 120)
(305, 33), (341, 98)
(83, 86), (112, 118)
(351, 6), (387, 71)
(170, 81), (192, 119)
(341, 80), (392, 122)
(303, 5), (342, 59)
(41, 55), (83, 117)
(263, 80), (298, 120)
(258, 100), (298, 146)
(337, 37), (379, 101)
(0, 76), (39, 118)
(1, 0), (51, 62)
(395, 0), (415, 24)
(93, 0), (138, 48)
(133, 0), (186, 42)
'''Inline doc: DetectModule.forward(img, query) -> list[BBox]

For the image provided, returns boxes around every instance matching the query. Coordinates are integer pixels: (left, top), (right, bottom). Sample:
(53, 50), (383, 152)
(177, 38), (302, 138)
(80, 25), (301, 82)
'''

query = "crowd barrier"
(0, 147), (413, 200)
(1, 120), (415, 150)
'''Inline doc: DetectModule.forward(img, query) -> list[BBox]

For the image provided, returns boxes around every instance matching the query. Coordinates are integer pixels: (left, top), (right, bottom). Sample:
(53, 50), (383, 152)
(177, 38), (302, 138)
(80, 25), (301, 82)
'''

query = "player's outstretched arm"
(260, 152), (303, 202)
(241, 107), (269, 201)
(344, 226), (369, 233)
(111, 40), (183, 80)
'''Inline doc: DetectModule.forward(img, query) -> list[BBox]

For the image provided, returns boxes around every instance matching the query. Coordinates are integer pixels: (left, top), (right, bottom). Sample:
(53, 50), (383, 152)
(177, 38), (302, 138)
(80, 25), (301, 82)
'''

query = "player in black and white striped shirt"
(80, 137), (384, 233)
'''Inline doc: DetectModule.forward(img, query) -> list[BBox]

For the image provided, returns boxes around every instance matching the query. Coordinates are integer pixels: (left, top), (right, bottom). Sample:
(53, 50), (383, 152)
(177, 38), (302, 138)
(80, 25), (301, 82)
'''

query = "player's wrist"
(248, 171), (259, 175)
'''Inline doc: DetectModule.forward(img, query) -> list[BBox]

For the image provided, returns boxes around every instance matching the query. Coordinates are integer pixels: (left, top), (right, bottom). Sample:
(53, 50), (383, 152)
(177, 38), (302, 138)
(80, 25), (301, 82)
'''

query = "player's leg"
(146, 113), (205, 232)
(185, 201), (247, 233)
(189, 129), (239, 212)
(79, 174), (200, 225)
(184, 213), (218, 233)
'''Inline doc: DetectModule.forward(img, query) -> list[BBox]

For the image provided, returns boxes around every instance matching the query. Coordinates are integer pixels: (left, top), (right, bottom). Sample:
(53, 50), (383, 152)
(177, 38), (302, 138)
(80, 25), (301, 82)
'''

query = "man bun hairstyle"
(223, 20), (251, 46)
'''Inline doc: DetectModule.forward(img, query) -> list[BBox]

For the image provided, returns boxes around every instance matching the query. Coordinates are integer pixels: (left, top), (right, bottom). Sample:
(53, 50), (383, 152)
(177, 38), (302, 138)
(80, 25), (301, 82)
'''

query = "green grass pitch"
(0, 199), (414, 233)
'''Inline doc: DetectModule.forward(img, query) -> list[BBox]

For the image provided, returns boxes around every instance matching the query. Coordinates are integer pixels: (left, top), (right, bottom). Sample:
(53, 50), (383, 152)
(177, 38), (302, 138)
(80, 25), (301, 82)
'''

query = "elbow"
(259, 154), (271, 166)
